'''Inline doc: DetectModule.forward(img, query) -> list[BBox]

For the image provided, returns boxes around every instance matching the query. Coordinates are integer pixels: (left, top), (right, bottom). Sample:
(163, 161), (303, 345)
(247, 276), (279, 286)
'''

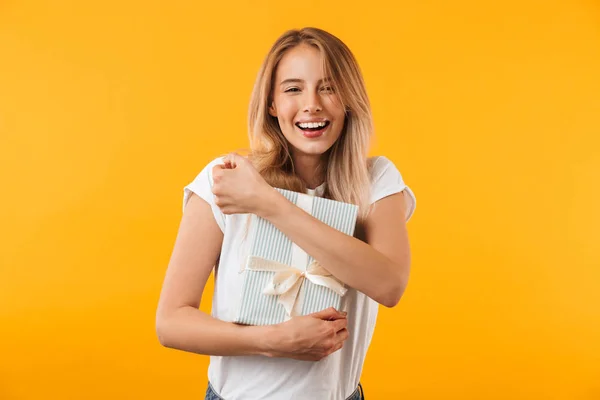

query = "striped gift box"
(234, 188), (359, 326)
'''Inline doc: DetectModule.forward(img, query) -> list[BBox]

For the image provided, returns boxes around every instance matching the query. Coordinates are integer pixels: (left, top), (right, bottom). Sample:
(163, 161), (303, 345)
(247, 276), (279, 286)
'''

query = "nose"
(303, 91), (322, 113)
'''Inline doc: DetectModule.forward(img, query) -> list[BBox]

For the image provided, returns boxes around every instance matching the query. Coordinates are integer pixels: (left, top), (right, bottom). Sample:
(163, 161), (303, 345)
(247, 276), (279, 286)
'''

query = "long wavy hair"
(246, 27), (375, 223)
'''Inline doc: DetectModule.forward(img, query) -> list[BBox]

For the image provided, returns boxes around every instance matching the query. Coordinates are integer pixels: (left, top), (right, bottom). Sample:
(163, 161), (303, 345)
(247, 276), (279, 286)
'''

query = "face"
(269, 44), (346, 161)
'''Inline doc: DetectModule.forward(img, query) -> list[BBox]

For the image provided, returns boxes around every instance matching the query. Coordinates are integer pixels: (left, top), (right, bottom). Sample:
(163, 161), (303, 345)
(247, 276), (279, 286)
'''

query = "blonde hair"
(246, 27), (375, 223)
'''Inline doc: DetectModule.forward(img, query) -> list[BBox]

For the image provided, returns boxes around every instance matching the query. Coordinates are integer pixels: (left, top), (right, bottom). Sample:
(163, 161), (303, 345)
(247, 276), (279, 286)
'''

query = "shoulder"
(182, 154), (229, 232)
(368, 155), (395, 179)
(367, 155), (406, 188)
(189, 155), (228, 183)
(367, 155), (417, 222)
(205, 155), (228, 172)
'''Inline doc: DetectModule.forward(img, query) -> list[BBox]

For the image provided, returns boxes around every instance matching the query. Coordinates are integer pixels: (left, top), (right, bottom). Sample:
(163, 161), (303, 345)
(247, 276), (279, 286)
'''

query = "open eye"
(320, 86), (334, 93)
(284, 87), (300, 93)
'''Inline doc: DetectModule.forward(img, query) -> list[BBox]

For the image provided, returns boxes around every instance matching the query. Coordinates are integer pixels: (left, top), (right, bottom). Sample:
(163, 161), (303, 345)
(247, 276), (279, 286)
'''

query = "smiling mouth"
(295, 121), (330, 132)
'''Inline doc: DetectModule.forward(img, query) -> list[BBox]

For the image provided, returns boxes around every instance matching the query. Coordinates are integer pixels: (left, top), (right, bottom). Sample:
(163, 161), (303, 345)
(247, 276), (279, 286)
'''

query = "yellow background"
(1, 0), (599, 399)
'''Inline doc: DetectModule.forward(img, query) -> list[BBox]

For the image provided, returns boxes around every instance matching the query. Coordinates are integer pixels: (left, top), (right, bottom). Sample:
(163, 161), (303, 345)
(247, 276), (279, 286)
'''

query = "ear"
(268, 103), (277, 117)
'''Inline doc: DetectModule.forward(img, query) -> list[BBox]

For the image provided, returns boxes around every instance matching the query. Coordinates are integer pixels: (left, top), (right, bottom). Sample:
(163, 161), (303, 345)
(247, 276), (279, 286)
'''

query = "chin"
(283, 130), (341, 157)
(293, 144), (334, 157)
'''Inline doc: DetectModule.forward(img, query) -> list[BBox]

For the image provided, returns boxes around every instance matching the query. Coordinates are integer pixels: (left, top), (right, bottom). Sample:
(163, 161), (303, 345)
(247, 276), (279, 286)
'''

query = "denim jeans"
(204, 381), (365, 400)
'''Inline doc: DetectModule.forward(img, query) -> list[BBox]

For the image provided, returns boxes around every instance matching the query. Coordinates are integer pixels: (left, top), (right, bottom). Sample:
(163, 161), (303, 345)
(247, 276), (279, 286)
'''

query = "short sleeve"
(182, 156), (227, 233)
(370, 156), (417, 222)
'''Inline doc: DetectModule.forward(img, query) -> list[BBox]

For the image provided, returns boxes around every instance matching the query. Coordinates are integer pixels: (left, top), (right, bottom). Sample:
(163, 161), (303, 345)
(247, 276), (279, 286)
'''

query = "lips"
(295, 121), (329, 138)
(295, 120), (330, 131)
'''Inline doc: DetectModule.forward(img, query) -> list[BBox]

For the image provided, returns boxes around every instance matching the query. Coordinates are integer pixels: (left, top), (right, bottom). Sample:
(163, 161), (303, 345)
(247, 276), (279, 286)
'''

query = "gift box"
(234, 188), (359, 326)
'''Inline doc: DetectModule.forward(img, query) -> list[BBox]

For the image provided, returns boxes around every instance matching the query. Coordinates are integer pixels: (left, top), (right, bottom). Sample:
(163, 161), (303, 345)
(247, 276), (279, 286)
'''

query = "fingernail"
(341, 311), (347, 316)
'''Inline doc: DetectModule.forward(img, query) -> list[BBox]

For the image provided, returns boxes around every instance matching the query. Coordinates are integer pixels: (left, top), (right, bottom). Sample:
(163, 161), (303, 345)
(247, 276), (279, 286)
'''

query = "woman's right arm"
(155, 192), (270, 356)
(155, 192), (349, 361)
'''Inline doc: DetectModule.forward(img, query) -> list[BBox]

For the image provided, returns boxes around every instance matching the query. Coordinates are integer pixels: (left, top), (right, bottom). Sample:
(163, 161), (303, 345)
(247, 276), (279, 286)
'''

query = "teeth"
(298, 121), (327, 129)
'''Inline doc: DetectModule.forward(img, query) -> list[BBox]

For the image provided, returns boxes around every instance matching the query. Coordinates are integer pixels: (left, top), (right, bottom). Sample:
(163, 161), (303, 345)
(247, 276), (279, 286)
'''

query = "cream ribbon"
(246, 255), (347, 317)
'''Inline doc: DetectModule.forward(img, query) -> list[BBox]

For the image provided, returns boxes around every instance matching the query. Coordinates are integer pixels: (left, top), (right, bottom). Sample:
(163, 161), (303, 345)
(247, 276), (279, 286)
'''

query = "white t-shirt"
(183, 155), (416, 400)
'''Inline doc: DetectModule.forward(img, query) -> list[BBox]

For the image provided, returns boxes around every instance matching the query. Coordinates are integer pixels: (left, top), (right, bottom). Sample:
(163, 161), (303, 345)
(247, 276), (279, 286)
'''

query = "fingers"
(330, 318), (348, 333)
(224, 159), (236, 169)
(326, 311), (347, 321)
(298, 337), (346, 361)
(307, 307), (336, 319)
(336, 327), (349, 341)
(331, 341), (344, 354)
(211, 159), (235, 184)
(220, 153), (236, 169)
(211, 164), (228, 182)
(223, 152), (246, 169)
(323, 329), (348, 359)
(273, 307), (350, 362)
(309, 307), (347, 321)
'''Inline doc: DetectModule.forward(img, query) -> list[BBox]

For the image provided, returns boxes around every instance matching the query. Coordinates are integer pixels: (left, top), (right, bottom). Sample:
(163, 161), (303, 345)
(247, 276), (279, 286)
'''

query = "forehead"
(275, 44), (325, 82)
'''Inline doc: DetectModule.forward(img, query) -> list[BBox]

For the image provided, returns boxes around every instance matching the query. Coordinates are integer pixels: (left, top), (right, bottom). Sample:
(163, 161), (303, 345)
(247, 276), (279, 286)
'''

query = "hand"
(211, 152), (278, 216)
(264, 307), (349, 361)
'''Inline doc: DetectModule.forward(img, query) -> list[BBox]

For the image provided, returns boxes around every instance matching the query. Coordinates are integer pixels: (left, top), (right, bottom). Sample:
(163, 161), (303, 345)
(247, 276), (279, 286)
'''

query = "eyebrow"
(279, 77), (332, 86)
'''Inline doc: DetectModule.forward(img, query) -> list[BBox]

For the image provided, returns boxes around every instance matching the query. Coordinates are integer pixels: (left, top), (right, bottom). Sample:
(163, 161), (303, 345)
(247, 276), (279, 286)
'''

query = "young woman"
(156, 27), (417, 400)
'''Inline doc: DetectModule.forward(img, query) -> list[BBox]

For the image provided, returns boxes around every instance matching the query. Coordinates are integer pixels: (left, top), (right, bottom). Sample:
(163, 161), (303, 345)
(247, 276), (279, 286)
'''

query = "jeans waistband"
(205, 381), (364, 400)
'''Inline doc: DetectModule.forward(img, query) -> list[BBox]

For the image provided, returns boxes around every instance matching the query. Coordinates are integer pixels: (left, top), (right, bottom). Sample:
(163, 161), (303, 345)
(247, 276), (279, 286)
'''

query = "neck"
(291, 152), (327, 189)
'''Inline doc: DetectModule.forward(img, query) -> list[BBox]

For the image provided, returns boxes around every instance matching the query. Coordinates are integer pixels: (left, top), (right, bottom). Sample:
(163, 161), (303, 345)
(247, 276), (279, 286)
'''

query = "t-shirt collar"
(306, 181), (326, 196)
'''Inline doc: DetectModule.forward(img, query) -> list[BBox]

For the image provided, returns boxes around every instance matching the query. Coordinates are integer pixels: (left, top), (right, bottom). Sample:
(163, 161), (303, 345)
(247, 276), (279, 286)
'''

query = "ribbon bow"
(246, 255), (347, 317)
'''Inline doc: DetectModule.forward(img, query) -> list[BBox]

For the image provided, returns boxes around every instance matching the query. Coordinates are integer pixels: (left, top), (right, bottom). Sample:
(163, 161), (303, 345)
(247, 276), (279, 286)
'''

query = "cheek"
(324, 97), (345, 118)
(275, 98), (297, 122)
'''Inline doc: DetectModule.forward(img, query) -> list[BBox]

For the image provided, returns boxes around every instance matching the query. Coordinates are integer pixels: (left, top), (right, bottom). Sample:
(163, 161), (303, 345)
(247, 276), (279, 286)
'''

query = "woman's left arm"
(212, 153), (411, 308)
(260, 190), (411, 308)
